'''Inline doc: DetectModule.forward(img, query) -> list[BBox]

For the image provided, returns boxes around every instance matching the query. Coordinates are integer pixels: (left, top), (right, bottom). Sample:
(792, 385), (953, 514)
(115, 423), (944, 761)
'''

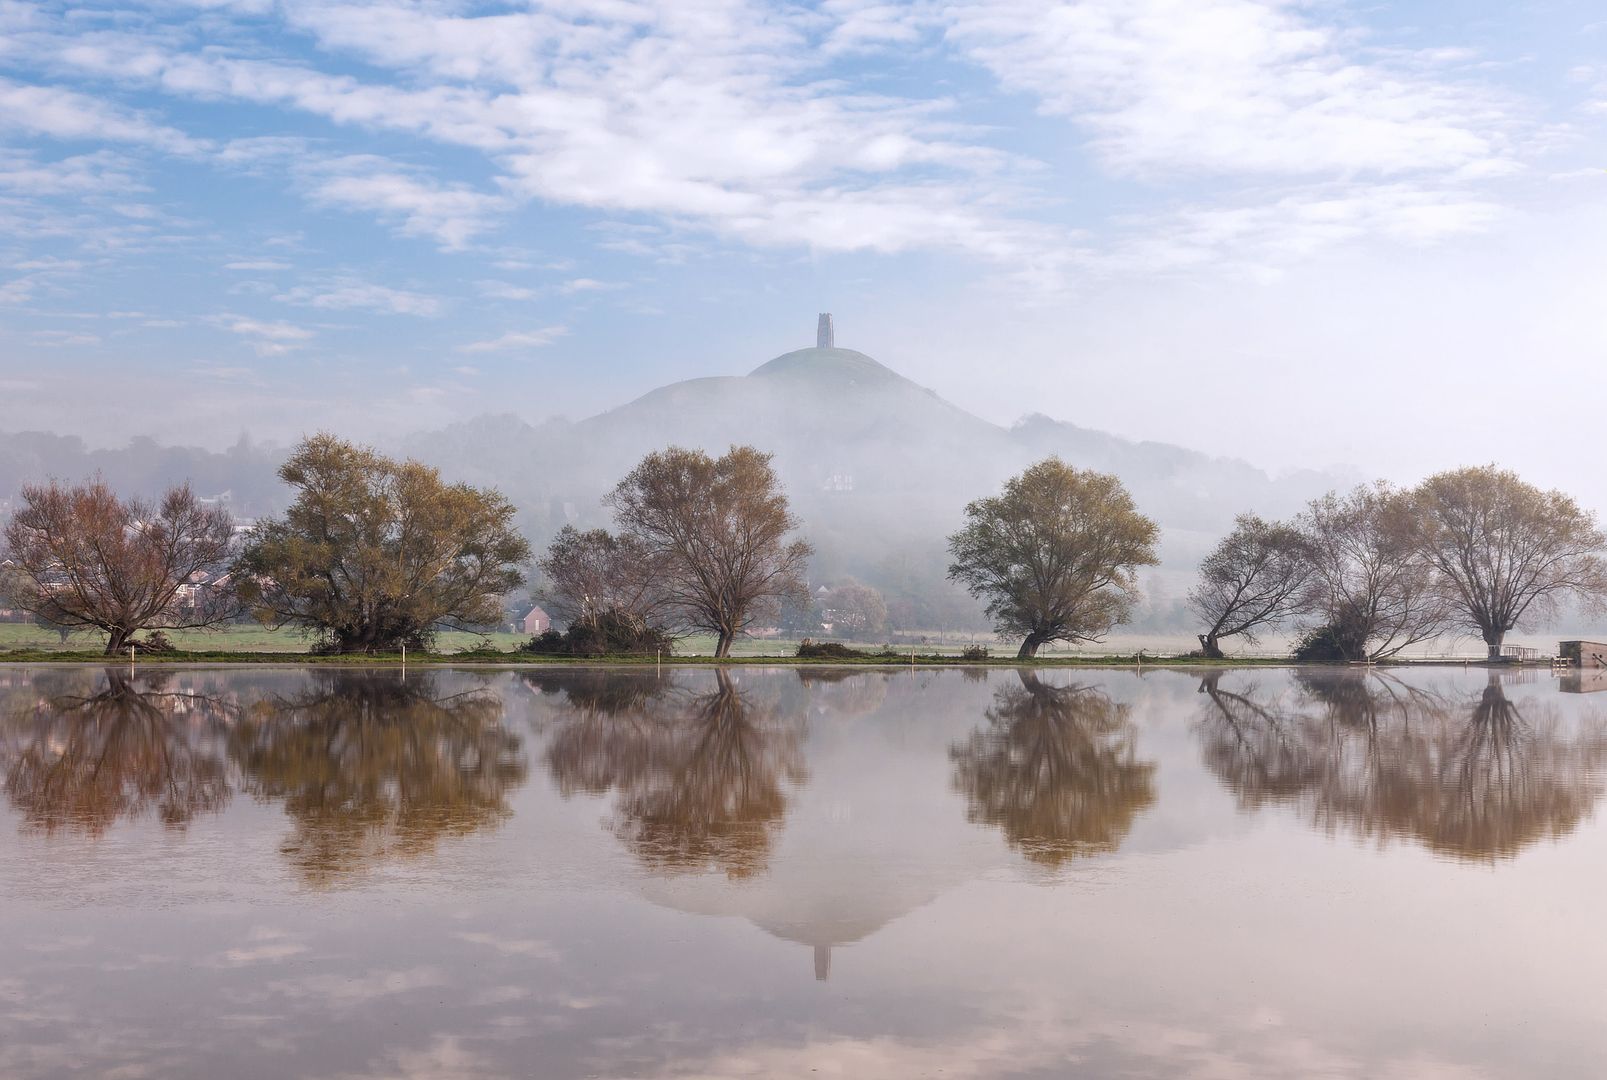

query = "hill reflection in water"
(2, 665), (1607, 1078)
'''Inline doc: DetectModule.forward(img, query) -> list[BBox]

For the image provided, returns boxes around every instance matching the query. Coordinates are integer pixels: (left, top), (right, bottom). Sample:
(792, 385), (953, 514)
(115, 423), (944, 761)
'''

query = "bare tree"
(606, 445), (812, 658)
(1411, 465), (1607, 660)
(947, 458), (1159, 658)
(1189, 514), (1313, 659)
(1297, 483), (1451, 661)
(538, 525), (665, 629)
(2, 480), (236, 655)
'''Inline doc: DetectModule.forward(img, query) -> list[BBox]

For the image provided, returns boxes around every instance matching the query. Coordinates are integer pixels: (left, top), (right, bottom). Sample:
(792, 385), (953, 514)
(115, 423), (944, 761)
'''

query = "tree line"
(2, 432), (1603, 661)
(1189, 468), (1607, 661)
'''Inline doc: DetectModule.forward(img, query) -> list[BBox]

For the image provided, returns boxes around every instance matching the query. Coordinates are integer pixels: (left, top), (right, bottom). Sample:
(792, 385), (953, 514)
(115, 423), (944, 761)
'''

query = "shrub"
(1293, 623), (1350, 662)
(132, 631), (177, 654)
(959, 644), (991, 661)
(524, 609), (674, 657)
(311, 630), (430, 656)
(796, 639), (869, 659)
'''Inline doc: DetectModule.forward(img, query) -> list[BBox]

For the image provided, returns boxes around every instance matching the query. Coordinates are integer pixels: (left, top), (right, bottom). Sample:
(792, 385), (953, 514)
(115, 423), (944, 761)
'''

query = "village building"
(522, 605), (552, 636)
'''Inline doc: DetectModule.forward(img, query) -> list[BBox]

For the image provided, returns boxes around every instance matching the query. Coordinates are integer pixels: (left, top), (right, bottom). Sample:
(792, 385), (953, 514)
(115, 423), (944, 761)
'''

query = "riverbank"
(0, 647), (1545, 668)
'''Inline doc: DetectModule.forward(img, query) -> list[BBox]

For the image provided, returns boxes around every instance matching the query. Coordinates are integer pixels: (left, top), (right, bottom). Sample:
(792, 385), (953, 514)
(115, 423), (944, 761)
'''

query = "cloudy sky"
(1, 0), (1605, 490)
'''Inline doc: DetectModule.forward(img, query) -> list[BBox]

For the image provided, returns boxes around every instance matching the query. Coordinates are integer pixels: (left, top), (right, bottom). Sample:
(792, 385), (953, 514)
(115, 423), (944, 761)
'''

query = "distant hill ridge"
(0, 317), (1359, 626)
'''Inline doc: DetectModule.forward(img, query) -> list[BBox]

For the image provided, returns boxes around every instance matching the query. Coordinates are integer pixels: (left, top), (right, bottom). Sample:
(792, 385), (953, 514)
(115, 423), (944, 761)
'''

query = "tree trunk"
(1197, 633), (1224, 660)
(1484, 628), (1504, 662)
(714, 628), (735, 658)
(1017, 631), (1047, 659)
(104, 627), (130, 656)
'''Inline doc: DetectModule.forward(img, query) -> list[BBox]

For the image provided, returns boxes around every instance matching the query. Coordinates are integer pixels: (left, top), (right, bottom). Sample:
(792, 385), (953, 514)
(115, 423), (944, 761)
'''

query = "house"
(522, 606), (552, 635)
(1559, 640), (1607, 668)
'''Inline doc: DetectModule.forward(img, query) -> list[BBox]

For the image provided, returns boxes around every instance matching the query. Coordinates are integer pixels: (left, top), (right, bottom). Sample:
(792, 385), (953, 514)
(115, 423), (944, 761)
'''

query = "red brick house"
(522, 606), (552, 635)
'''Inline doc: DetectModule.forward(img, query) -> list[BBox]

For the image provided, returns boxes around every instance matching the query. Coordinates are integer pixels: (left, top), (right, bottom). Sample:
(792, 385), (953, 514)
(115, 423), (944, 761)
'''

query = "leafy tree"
(237, 435), (530, 654)
(1, 479), (236, 655)
(606, 445), (811, 658)
(818, 581), (888, 640)
(1297, 483), (1450, 662)
(1189, 514), (1312, 659)
(947, 459), (1158, 658)
(1411, 465), (1607, 660)
(32, 610), (76, 646)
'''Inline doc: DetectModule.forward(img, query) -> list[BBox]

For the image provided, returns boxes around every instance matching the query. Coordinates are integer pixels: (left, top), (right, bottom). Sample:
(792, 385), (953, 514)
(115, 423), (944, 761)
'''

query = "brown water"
(1, 663), (1605, 1079)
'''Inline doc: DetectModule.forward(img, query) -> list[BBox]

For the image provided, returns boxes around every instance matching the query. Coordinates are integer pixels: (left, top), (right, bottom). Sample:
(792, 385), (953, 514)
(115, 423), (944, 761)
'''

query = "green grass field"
(0, 623), (531, 655)
(0, 621), (1288, 666)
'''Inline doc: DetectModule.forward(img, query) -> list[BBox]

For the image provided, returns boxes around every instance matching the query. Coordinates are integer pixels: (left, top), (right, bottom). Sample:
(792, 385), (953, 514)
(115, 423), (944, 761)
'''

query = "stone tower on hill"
(816, 313), (834, 349)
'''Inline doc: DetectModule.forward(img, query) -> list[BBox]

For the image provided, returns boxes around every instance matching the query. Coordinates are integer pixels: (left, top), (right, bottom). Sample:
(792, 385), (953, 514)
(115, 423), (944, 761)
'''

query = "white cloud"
(941, 0), (1518, 180)
(559, 277), (622, 294)
(0, 150), (142, 196)
(475, 280), (539, 301)
(0, 0), (1566, 335)
(210, 313), (315, 355)
(275, 276), (442, 316)
(456, 326), (567, 353)
(304, 156), (510, 250)
(0, 276), (38, 304)
(33, 4), (1045, 264)
(0, 77), (202, 154)
(1101, 184), (1503, 279)
(30, 329), (100, 346)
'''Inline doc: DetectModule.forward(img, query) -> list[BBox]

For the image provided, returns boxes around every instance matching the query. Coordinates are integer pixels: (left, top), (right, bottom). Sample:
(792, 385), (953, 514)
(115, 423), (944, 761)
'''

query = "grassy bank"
(0, 648), (1291, 667)
(0, 623), (1548, 667)
(0, 622), (1240, 664)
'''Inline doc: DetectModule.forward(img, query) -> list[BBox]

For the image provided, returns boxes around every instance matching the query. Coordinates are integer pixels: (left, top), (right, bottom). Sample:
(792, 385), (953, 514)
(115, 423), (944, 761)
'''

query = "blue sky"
(2, 0), (1607, 492)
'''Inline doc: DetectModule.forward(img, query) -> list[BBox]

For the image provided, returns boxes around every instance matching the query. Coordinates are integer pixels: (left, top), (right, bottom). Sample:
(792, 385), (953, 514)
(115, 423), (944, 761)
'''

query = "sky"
(2, 0), (1607, 494)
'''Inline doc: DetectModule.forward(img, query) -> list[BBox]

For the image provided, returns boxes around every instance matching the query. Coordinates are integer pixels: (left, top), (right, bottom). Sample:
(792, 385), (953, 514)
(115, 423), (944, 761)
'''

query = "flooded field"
(1, 664), (1604, 1079)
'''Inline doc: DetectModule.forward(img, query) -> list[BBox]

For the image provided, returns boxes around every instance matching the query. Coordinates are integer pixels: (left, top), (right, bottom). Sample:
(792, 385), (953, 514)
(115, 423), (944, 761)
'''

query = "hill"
(0, 325), (1357, 631)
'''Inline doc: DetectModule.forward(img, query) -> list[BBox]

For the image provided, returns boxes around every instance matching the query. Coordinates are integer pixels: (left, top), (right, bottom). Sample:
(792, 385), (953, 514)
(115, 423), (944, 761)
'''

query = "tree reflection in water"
(536, 668), (807, 879)
(951, 670), (1156, 866)
(0, 668), (234, 835)
(231, 671), (525, 886)
(1196, 670), (1607, 860)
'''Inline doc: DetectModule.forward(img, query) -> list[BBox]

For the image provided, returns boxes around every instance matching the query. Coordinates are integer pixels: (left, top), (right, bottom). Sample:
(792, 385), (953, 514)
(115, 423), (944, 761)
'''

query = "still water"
(1, 664), (1605, 1079)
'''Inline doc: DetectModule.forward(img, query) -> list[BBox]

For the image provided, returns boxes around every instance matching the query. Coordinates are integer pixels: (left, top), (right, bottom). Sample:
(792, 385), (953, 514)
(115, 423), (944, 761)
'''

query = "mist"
(0, 320), (1374, 635)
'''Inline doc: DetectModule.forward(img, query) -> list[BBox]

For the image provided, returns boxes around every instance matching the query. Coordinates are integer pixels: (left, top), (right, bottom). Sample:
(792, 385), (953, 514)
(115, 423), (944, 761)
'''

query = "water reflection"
(0, 668), (234, 835)
(795, 666), (889, 716)
(1196, 670), (1607, 860)
(537, 668), (807, 878)
(232, 671), (526, 886)
(950, 670), (1157, 866)
(6, 666), (1607, 1078)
